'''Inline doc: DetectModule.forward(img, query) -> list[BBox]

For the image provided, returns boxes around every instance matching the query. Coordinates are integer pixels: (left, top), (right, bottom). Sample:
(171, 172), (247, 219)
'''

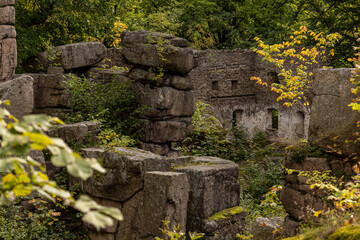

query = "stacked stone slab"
(121, 31), (196, 155)
(280, 157), (330, 236)
(0, 0), (16, 82)
(77, 147), (241, 240)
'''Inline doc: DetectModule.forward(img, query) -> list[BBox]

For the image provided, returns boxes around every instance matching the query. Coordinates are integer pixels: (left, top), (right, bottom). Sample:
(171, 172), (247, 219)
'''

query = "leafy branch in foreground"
(0, 101), (122, 230)
(251, 26), (341, 114)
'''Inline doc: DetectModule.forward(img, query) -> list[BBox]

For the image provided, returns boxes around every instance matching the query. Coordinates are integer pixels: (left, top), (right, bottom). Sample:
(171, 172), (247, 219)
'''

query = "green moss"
(207, 206), (244, 221)
(329, 225), (360, 240)
(114, 150), (135, 157)
(282, 224), (360, 240)
(171, 160), (214, 170)
(282, 236), (304, 240)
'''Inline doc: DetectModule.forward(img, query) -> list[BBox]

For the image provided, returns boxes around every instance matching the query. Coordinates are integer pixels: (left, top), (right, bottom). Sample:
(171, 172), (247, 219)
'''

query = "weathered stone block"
(141, 118), (193, 143)
(252, 217), (283, 240)
(121, 31), (195, 74)
(86, 67), (131, 83)
(0, 75), (33, 118)
(284, 157), (330, 172)
(0, 6), (15, 25)
(130, 68), (194, 90)
(81, 147), (168, 202)
(134, 83), (195, 118)
(280, 186), (327, 221)
(310, 68), (360, 156)
(0, 37), (16, 81)
(116, 191), (143, 240)
(38, 42), (106, 70)
(137, 171), (189, 239)
(88, 231), (115, 240)
(0, 25), (16, 39)
(47, 66), (64, 75)
(32, 74), (70, 109)
(0, 0), (15, 7)
(55, 121), (100, 143)
(283, 216), (299, 237)
(174, 156), (240, 231)
(140, 142), (170, 156)
(121, 30), (189, 48)
(197, 206), (246, 240)
(93, 48), (134, 70)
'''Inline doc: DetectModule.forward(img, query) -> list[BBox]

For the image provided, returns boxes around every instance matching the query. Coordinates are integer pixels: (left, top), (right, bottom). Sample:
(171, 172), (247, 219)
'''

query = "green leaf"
(42, 184), (72, 200)
(51, 149), (74, 167)
(82, 211), (114, 231)
(0, 159), (16, 172)
(99, 207), (123, 221)
(74, 195), (101, 213)
(67, 158), (93, 180)
(13, 184), (32, 196)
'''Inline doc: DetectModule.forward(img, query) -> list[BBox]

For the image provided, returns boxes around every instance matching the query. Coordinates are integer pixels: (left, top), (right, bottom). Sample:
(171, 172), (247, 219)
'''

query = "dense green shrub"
(239, 157), (283, 204)
(0, 198), (89, 240)
(62, 74), (141, 146)
(173, 102), (249, 162)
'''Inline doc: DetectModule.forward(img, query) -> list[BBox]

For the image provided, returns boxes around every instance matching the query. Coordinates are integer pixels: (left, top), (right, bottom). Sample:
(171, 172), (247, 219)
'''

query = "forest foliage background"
(15, 0), (360, 72)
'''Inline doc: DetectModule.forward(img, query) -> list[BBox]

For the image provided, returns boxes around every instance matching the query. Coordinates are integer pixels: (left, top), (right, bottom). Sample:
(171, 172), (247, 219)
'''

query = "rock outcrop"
(121, 30), (195, 74)
(121, 31), (196, 155)
(310, 68), (360, 157)
(280, 156), (330, 236)
(38, 42), (107, 70)
(77, 147), (241, 240)
(0, 0), (16, 82)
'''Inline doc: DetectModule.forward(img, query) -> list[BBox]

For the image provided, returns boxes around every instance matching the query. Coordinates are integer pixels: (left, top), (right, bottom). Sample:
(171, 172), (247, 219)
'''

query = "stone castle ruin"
(1, 2), (360, 238)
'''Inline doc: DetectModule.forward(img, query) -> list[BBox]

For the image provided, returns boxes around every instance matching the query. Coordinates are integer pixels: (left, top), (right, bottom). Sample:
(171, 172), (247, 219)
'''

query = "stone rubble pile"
(280, 157), (330, 236)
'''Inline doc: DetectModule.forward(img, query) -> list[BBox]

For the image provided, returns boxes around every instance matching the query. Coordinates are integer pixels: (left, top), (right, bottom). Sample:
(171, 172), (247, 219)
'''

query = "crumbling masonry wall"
(189, 49), (328, 140)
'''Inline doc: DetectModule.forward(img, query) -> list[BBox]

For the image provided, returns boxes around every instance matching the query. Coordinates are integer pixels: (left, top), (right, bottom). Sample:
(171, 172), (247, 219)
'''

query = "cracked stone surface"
(310, 68), (360, 156)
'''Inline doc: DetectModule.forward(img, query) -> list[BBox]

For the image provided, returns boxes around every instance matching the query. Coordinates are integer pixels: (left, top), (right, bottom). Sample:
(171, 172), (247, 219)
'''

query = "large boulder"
(121, 31), (196, 74)
(38, 42), (106, 70)
(133, 83), (195, 118)
(80, 147), (170, 202)
(309, 68), (360, 157)
(0, 75), (33, 118)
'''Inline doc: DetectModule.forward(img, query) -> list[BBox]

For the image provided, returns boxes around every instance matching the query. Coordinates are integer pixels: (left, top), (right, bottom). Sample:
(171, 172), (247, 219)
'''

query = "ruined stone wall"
(0, 0), (16, 82)
(189, 49), (328, 140)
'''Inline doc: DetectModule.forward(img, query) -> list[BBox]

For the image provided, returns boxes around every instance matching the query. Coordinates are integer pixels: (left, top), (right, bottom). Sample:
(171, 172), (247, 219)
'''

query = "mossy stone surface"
(207, 206), (244, 221)
(329, 225), (360, 240)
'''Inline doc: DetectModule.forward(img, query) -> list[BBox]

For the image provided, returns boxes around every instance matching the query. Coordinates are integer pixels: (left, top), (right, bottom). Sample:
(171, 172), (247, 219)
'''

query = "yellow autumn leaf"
(313, 210), (323, 217)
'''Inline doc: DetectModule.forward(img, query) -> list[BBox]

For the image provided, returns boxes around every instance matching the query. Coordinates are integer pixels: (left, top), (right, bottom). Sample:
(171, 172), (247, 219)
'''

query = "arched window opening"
(295, 111), (305, 137)
(270, 72), (280, 84)
(232, 109), (243, 127)
(268, 108), (279, 129)
(212, 81), (219, 91)
(231, 80), (238, 90)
